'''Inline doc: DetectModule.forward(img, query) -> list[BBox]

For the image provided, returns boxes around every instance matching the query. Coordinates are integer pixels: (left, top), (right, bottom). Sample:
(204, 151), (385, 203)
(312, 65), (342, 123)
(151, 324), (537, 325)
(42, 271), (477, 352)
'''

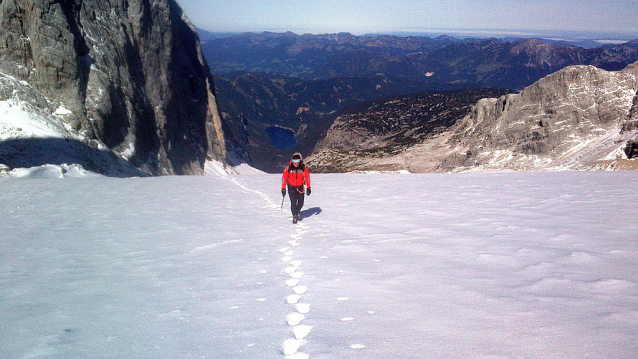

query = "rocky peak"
(0, 0), (226, 175)
(440, 61), (638, 170)
(308, 61), (638, 172)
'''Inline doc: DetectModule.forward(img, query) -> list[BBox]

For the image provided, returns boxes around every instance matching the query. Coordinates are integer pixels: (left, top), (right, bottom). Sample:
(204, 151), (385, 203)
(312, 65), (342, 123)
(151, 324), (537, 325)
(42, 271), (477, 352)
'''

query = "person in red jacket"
(281, 152), (311, 223)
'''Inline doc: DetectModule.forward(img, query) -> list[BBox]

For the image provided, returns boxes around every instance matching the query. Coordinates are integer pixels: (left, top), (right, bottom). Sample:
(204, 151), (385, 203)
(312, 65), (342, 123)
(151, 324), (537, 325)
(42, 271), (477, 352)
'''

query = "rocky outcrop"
(0, 0), (225, 175)
(440, 62), (638, 171)
(623, 62), (638, 132)
(306, 89), (509, 172)
(308, 61), (638, 172)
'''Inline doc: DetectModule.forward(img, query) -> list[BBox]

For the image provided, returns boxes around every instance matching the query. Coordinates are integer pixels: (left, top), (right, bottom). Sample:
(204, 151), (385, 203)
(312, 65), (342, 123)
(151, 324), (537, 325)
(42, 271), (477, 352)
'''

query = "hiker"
(281, 152), (311, 224)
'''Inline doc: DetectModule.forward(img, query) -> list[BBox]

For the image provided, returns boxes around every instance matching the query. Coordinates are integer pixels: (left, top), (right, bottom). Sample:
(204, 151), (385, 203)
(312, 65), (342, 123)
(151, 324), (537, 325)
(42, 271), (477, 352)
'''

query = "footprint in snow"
(293, 325), (312, 339)
(282, 338), (303, 355)
(296, 303), (310, 314)
(286, 353), (309, 359)
(286, 312), (305, 326)
(282, 221), (312, 357)
(293, 286), (308, 295)
(158, 309), (187, 320)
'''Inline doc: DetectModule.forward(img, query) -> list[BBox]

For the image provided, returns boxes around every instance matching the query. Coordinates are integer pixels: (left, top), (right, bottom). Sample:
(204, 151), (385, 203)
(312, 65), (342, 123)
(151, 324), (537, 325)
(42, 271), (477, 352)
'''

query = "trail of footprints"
(227, 178), (366, 356)
(280, 223), (312, 359)
(279, 222), (367, 357)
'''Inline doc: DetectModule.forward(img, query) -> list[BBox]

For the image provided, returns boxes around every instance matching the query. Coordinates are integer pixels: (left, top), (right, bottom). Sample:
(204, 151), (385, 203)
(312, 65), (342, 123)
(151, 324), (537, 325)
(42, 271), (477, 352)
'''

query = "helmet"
(291, 152), (303, 161)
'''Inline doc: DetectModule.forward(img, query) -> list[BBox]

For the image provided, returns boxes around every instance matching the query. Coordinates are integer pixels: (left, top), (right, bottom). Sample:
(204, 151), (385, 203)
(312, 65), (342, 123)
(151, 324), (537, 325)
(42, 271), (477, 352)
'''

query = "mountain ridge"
(203, 32), (638, 90)
(307, 61), (638, 173)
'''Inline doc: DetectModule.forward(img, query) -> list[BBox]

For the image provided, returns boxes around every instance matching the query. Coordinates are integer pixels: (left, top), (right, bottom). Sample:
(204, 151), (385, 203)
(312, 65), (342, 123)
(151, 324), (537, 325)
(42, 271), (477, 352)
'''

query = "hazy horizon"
(196, 27), (638, 44)
(179, 0), (638, 43)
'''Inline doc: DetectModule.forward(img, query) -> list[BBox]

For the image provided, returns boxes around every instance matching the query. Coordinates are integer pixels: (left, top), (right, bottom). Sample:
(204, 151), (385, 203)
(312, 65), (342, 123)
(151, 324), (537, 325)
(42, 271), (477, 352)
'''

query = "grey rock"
(0, 0), (226, 175)
(306, 89), (509, 172)
(445, 62), (638, 171)
(308, 61), (638, 172)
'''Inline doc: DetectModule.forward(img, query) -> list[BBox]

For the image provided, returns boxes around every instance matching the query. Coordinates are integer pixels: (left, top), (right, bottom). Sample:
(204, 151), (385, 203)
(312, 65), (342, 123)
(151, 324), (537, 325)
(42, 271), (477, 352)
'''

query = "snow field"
(1, 176), (290, 358)
(1, 171), (637, 358)
(280, 222), (312, 358)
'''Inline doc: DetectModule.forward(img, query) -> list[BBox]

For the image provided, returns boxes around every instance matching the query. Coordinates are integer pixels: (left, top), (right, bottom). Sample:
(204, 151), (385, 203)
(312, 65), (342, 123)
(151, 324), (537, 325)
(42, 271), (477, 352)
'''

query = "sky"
(177, 0), (638, 39)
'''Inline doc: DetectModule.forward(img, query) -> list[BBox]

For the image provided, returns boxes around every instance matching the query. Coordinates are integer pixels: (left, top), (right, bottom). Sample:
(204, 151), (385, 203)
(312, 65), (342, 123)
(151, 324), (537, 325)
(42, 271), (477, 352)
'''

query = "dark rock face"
(0, 0), (225, 175)
(625, 140), (638, 159)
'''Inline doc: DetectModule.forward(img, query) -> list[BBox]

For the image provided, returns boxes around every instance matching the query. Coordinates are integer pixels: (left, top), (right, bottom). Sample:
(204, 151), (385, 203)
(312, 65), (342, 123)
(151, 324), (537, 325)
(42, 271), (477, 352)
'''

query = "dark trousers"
(288, 185), (305, 217)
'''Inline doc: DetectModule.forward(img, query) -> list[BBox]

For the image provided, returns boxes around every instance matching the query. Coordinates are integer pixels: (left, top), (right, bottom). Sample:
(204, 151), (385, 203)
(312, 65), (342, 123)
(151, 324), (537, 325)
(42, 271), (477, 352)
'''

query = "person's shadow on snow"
(300, 207), (322, 219)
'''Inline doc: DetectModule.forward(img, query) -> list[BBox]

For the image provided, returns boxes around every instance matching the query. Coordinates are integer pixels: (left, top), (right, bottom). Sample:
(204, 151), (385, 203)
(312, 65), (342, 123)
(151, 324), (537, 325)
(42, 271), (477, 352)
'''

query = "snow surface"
(0, 100), (68, 141)
(1, 171), (637, 358)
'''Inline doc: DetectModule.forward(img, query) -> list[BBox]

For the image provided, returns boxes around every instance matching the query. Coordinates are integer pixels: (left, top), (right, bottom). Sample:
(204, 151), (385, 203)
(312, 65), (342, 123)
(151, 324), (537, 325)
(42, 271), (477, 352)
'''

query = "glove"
(281, 189), (286, 197)
(306, 187), (311, 196)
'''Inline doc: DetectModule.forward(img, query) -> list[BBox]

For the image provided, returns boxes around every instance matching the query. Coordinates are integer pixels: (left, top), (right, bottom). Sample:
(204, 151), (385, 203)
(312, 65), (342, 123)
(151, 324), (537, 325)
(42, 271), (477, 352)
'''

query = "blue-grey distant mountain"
(202, 32), (638, 90)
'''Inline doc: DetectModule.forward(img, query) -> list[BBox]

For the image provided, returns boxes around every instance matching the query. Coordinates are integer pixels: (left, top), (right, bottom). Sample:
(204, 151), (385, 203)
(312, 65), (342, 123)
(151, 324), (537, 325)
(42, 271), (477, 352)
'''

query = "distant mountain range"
(203, 32), (638, 90)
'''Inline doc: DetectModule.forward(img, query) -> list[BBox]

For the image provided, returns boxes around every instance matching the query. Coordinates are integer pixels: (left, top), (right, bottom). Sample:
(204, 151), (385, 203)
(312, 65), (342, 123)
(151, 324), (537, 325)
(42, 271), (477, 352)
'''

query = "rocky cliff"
(308, 62), (638, 172)
(0, 0), (226, 175)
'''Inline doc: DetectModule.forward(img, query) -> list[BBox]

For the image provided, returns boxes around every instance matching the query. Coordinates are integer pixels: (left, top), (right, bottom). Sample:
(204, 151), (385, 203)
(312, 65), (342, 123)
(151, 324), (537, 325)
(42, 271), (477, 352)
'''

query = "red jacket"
(282, 162), (311, 189)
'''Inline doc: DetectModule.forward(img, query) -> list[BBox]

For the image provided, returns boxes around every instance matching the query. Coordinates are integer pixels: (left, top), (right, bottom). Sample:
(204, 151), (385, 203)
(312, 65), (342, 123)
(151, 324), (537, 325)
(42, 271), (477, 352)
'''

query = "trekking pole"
(281, 195), (285, 210)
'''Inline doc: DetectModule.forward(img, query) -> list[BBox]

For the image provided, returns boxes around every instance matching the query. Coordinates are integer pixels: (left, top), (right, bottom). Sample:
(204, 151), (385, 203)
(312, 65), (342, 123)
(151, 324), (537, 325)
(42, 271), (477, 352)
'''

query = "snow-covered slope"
(0, 73), (72, 140)
(1, 171), (637, 358)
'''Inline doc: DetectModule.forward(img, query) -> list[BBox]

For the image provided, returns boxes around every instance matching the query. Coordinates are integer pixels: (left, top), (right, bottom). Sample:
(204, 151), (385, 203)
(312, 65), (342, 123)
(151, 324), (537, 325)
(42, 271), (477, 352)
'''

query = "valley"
(205, 32), (638, 173)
